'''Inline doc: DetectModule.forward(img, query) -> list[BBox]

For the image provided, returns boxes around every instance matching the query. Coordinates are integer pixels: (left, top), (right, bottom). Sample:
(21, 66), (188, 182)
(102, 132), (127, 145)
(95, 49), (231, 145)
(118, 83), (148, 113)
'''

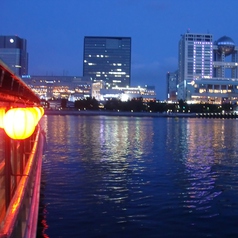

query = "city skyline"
(2, 0), (238, 100)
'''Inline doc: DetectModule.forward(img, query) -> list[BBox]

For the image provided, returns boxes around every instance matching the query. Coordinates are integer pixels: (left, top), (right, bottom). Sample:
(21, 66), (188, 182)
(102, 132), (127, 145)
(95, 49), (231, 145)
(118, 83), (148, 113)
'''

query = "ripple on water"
(38, 117), (238, 238)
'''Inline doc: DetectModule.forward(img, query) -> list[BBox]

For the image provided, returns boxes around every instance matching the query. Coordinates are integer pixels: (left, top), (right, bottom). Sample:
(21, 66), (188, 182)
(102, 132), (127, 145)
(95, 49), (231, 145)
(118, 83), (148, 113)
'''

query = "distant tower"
(178, 33), (213, 100)
(167, 70), (178, 101)
(0, 35), (28, 76)
(213, 36), (238, 78)
(83, 36), (131, 88)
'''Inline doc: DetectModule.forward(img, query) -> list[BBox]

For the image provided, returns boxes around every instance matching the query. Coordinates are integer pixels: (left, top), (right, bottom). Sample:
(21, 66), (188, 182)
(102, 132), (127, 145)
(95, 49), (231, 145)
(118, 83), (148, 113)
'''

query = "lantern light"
(3, 108), (36, 140)
(39, 106), (44, 116)
(27, 107), (42, 125)
(33, 107), (42, 122)
(0, 108), (5, 128)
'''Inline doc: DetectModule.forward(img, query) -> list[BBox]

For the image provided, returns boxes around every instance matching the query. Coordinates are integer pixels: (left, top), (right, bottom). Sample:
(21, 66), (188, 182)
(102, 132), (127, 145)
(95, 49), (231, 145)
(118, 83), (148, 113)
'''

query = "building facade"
(167, 70), (178, 101)
(0, 36), (28, 76)
(83, 36), (131, 88)
(22, 75), (92, 100)
(91, 80), (105, 101)
(22, 75), (156, 104)
(98, 85), (156, 102)
(213, 36), (238, 78)
(177, 33), (213, 100)
(190, 36), (238, 104)
(176, 32), (238, 104)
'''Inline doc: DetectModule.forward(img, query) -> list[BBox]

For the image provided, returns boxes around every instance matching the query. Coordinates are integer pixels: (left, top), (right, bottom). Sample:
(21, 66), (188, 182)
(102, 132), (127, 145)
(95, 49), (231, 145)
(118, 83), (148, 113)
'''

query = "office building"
(83, 36), (131, 88)
(98, 85), (156, 102)
(190, 36), (238, 104)
(22, 75), (92, 100)
(176, 32), (238, 104)
(177, 33), (213, 100)
(23, 74), (156, 103)
(0, 35), (28, 76)
(167, 70), (178, 101)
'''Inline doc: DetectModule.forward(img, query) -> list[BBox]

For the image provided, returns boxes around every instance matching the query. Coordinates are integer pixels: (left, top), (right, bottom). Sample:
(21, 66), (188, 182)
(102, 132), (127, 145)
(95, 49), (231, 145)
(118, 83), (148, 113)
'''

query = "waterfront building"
(213, 36), (238, 78)
(22, 75), (92, 100)
(98, 85), (156, 102)
(167, 70), (178, 101)
(0, 35), (28, 76)
(22, 75), (156, 103)
(83, 36), (131, 89)
(177, 32), (213, 100)
(176, 32), (238, 104)
(190, 36), (238, 104)
(91, 80), (105, 101)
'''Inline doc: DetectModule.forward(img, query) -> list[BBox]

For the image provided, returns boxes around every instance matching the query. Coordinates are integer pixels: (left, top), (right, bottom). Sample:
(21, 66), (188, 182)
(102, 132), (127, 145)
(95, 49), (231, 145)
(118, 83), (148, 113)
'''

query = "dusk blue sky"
(2, 0), (238, 100)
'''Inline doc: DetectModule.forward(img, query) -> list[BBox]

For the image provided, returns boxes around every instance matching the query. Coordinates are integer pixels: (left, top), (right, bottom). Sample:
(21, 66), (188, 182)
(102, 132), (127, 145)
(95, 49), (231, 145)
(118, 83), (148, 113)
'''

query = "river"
(37, 115), (238, 237)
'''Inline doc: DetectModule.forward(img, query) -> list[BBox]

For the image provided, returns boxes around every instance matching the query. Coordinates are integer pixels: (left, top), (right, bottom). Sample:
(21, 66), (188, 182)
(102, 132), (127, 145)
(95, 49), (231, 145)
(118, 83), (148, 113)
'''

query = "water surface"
(38, 116), (238, 237)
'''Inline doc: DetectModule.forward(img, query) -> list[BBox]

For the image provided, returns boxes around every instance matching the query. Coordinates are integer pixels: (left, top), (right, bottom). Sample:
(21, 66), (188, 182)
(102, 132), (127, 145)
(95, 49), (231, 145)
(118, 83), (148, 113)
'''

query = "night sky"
(2, 0), (238, 100)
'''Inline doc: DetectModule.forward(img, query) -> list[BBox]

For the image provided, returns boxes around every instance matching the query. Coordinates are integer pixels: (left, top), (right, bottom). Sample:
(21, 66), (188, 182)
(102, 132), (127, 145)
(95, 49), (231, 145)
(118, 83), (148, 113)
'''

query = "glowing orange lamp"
(27, 107), (42, 125)
(0, 108), (5, 128)
(39, 106), (44, 116)
(34, 107), (42, 122)
(3, 108), (36, 140)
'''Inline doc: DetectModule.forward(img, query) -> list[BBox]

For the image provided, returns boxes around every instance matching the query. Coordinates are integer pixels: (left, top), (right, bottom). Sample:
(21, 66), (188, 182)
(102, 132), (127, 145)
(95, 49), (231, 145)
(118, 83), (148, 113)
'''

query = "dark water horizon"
(37, 115), (238, 238)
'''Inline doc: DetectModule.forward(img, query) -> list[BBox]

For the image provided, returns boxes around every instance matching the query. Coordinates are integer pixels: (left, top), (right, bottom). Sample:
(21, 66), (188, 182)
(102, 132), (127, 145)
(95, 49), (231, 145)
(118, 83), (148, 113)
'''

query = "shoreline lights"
(2, 107), (44, 140)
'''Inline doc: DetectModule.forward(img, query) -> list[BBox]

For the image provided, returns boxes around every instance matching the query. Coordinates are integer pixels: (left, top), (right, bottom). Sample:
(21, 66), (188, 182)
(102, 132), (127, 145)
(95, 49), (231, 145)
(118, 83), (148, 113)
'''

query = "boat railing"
(0, 125), (45, 238)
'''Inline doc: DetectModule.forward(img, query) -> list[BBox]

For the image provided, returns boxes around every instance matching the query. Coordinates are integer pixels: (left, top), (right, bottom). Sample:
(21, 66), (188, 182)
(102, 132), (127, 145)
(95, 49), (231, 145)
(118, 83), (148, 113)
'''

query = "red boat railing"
(0, 58), (44, 238)
(0, 125), (45, 238)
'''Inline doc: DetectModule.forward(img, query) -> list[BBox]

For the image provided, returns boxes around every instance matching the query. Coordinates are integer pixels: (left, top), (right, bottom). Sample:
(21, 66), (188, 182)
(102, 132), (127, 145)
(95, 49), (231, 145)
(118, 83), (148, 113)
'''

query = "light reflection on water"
(38, 116), (238, 238)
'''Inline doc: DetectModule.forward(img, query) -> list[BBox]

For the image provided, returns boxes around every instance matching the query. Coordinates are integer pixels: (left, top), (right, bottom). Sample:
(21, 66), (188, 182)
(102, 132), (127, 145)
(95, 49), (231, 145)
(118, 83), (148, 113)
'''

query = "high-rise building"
(83, 36), (131, 88)
(167, 70), (178, 101)
(176, 32), (238, 104)
(0, 36), (28, 76)
(178, 33), (213, 100)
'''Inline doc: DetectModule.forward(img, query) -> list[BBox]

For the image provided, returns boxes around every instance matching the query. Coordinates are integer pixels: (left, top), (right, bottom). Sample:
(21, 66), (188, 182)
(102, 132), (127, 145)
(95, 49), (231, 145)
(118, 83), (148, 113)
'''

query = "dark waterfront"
(37, 115), (238, 238)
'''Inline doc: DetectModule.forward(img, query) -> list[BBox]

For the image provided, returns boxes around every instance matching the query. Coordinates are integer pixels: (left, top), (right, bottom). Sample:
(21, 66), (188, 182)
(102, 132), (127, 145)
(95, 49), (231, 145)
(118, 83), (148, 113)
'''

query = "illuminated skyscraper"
(178, 33), (213, 100)
(0, 35), (28, 76)
(83, 36), (131, 88)
(176, 32), (238, 103)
